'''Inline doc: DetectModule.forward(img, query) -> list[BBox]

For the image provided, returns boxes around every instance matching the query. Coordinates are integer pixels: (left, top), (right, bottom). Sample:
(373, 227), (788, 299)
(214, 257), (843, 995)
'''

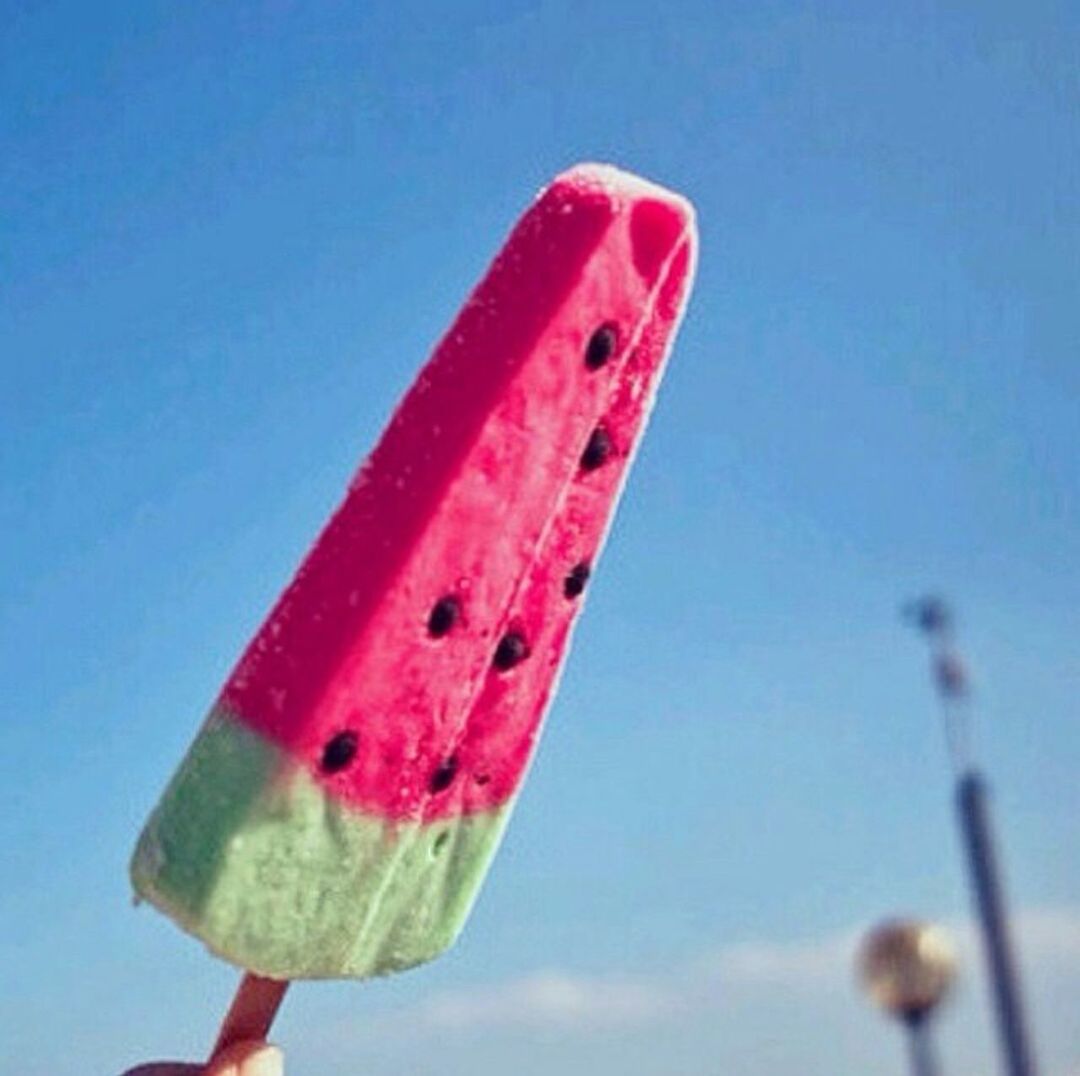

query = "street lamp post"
(859, 920), (957, 1076)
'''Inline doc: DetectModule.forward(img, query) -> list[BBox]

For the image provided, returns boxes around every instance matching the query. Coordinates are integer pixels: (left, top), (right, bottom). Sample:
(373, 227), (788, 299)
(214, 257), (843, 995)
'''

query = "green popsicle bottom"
(130, 709), (513, 980)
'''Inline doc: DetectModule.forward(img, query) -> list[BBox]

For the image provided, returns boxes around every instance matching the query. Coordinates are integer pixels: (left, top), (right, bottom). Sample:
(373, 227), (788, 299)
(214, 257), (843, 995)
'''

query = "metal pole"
(904, 596), (1040, 1076)
(956, 769), (1037, 1076)
(905, 1013), (941, 1076)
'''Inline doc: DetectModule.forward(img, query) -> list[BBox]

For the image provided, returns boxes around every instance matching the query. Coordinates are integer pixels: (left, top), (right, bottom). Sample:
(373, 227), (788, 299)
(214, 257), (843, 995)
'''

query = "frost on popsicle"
(131, 164), (697, 980)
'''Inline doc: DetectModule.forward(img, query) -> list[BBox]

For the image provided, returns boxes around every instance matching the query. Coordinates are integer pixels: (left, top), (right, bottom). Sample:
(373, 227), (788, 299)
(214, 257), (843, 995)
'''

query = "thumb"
(205, 1041), (283, 1076)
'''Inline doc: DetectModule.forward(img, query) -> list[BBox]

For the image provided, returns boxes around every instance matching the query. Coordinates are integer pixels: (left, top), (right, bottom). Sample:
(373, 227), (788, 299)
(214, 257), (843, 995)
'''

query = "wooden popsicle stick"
(210, 973), (290, 1061)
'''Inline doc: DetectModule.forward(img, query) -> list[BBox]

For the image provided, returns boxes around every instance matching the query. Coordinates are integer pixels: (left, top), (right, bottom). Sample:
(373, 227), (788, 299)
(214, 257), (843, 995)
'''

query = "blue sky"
(1, 1), (1077, 1073)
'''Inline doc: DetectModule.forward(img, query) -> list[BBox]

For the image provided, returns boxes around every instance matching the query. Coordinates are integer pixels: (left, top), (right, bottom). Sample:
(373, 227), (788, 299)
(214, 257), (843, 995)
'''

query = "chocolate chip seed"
(564, 562), (591, 599)
(493, 630), (530, 671)
(429, 755), (459, 794)
(427, 594), (461, 638)
(321, 731), (358, 774)
(585, 324), (618, 370)
(580, 427), (614, 471)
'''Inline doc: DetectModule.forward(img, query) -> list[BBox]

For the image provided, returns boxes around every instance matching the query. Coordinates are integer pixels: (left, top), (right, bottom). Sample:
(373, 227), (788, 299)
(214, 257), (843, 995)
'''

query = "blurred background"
(1, 2), (1077, 1073)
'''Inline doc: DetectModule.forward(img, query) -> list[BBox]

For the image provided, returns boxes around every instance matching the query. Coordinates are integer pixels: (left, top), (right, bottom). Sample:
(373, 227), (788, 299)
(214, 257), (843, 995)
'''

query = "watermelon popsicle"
(132, 164), (697, 996)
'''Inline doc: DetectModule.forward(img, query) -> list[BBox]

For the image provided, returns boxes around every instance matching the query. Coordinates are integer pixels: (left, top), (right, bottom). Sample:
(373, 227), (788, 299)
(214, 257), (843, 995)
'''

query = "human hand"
(122, 1039), (283, 1076)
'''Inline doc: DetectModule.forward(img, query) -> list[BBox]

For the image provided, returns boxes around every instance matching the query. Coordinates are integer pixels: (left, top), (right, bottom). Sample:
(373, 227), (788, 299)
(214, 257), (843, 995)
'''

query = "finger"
(206, 1041), (284, 1076)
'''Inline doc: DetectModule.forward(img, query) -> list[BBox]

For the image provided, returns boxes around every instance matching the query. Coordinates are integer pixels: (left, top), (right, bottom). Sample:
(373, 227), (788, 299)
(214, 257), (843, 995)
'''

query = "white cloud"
(411, 970), (680, 1032)
(699, 927), (859, 986)
(694, 905), (1080, 992)
(367, 906), (1080, 1041)
(1012, 907), (1080, 964)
